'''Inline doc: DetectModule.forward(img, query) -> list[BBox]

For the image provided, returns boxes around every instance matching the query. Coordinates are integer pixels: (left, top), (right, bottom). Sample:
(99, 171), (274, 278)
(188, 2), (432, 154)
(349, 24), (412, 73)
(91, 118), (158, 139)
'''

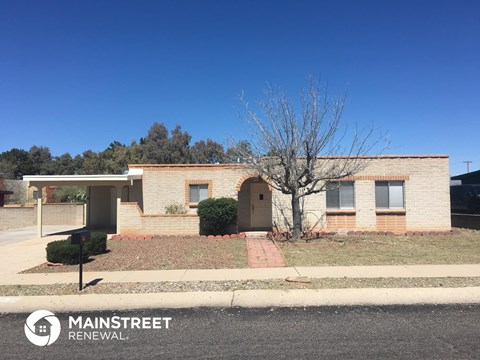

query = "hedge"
(46, 231), (108, 265)
(197, 197), (238, 235)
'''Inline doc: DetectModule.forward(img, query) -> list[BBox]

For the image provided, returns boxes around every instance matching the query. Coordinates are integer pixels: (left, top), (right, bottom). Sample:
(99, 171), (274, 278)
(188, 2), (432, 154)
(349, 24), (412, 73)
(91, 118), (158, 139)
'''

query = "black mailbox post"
(71, 230), (91, 291)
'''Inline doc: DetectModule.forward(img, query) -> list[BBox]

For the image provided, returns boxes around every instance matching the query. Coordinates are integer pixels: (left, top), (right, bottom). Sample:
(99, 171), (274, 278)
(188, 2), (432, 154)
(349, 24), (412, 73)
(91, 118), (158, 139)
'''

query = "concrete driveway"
(0, 225), (83, 274)
(0, 225), (83, 247)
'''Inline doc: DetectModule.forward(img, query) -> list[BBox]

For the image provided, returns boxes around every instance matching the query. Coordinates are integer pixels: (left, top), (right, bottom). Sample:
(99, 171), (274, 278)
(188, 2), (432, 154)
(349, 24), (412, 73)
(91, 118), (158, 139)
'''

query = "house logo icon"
(24, 310), (61, 346)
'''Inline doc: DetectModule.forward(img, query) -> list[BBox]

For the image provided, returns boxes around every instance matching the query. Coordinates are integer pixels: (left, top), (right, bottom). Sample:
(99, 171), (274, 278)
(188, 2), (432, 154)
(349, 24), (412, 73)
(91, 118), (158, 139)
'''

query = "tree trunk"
(291, 194), (302, 240)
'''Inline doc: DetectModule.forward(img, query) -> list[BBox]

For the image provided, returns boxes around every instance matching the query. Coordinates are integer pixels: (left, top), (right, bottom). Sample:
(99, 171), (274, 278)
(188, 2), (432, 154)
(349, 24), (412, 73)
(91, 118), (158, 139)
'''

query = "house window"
(189, 184), (209, 204)
(375, 181), (404, 209)
(326, 181), (355, 209)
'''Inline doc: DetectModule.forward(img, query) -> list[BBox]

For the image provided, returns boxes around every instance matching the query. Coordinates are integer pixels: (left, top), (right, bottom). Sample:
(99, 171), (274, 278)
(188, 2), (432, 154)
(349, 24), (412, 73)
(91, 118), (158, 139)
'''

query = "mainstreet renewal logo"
(24, 310), (172, 345)
(24, 310), (61, 346)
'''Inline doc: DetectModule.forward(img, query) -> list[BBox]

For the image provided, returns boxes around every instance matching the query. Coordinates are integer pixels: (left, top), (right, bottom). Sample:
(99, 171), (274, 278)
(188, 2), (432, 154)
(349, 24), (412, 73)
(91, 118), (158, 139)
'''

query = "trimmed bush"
(47, 231), (108, 265)
(46, 239), (89, 265)
(86, 232), (108, 255)
(197, 197), (238, 235)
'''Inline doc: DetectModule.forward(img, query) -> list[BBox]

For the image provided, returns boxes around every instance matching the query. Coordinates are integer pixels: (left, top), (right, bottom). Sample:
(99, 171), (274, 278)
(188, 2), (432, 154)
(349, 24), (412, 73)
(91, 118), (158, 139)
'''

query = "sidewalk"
(2, 264), (480, 285)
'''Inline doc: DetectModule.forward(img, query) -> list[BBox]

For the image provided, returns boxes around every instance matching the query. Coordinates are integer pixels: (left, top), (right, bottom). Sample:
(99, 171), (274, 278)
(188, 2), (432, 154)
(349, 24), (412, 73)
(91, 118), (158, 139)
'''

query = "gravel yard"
(23, 237), (248, 273)
(2, 277), (480, 296)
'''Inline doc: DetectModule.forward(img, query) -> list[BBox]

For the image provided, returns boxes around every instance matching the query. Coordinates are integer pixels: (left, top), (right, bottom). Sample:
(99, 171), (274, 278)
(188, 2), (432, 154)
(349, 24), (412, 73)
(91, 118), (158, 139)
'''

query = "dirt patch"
(23, 237), (248, 273)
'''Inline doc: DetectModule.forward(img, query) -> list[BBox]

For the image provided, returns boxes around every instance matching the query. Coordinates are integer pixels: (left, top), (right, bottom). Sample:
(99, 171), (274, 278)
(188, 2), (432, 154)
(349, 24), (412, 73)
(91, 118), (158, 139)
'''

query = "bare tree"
(237, 78), (386, 240)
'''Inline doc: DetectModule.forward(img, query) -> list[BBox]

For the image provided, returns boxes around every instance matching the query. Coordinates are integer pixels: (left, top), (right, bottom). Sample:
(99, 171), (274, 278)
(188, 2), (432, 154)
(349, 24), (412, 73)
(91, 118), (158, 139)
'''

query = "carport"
(23, 169), (142, 237)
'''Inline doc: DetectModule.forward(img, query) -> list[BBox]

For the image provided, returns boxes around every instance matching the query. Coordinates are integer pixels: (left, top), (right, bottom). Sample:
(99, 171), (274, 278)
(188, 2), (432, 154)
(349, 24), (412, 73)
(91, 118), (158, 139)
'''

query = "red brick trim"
(376, 209), (407, 214)
(235, 174), (273, 192)
(341, 175), (410, 181)
(185, 180), (213, 207)
(326, 209), (356, 215)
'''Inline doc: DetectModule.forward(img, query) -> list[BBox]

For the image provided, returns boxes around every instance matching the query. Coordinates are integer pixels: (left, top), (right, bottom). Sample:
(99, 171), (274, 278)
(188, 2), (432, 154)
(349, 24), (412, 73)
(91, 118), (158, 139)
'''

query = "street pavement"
(1, 305), (480, 359)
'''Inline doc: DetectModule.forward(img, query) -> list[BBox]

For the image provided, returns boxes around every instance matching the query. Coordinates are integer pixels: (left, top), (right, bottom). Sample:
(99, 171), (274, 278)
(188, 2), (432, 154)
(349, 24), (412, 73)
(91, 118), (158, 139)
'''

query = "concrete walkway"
(2, 264), (480, 286)
(246, 236), (287, 268)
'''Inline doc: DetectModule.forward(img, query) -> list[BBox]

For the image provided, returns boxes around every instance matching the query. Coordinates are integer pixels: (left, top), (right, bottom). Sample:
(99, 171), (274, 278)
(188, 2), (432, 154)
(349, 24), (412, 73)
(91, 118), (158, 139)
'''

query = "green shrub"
(46, 239), (89, 265)
(197, 197), (238, 235)
(86, 232), (108, 255)
(165, 201), (187, 214)
(47, 231), (107, 265)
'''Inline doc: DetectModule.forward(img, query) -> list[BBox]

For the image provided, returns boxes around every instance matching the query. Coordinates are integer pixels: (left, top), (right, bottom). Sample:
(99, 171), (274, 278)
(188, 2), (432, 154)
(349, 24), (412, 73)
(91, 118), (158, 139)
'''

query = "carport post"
(115, 186), (122, 235)
(36, 187), (43, 238)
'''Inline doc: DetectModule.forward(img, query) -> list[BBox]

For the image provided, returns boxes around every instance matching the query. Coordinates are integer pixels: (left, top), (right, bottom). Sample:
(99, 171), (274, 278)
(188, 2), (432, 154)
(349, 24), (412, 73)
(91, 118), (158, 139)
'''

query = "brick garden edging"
(267, 229), (462, 241)
(111, 233), (247, 240)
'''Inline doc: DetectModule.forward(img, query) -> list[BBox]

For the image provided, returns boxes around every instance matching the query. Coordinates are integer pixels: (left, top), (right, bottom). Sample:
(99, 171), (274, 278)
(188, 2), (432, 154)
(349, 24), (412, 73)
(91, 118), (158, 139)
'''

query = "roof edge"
(129, 154), (449, 168)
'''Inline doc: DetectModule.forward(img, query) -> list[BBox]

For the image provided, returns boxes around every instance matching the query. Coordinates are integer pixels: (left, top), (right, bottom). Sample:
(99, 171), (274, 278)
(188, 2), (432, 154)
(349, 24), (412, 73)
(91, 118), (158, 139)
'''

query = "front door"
(250, 183), (272, 229)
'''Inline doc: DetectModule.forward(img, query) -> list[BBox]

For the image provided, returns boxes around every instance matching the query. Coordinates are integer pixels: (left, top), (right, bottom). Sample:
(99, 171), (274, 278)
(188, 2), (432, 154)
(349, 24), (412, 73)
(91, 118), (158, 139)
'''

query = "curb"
(2, 287), (480, 313)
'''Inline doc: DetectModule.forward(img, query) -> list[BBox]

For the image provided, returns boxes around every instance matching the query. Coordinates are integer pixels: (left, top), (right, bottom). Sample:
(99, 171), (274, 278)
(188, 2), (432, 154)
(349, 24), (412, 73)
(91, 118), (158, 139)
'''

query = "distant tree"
(141, 123), (192, 164)
(81, 150), (104, 174)
(238, 79), (385, 240)
(0, 148), (33, 179)
(101, 141), (130, 174)
(226, 140), (253, 163)
(190, 139), (226, 164)
(141, 122), (170, 163)
(53, 153), (76, 175)
(166, 125), (191, 164)
(29, 146), (54, 175)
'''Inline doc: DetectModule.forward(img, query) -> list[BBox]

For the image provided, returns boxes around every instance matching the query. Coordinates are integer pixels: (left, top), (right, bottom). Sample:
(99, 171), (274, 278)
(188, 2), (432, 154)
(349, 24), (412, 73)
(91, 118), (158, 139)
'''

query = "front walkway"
(246, 235), (287, 268)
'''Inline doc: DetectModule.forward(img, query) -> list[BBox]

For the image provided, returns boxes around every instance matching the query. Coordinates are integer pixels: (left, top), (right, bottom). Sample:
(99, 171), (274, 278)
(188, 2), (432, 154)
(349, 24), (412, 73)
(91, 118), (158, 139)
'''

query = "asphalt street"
(1, 305), (480, 359)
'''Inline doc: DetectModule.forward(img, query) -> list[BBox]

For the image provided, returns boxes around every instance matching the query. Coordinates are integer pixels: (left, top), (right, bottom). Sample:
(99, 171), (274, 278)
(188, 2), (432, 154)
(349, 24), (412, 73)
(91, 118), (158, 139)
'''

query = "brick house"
(24, 155), (451, 236)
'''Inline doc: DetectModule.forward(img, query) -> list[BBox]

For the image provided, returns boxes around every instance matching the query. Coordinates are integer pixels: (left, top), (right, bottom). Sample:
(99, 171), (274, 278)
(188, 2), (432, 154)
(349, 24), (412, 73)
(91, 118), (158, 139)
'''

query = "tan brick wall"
(40, 204), (85, 225)
(0, 206), (35, 230)
(126, 156), (451, 234)
(119, 202), (199, 235)
(0, 204), (85, 230)
(140, 165), (248, 215)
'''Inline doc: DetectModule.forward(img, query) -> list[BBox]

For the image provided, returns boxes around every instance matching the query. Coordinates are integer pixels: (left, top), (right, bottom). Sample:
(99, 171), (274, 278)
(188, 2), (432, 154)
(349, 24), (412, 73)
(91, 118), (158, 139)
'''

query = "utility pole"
(463, 160), (473, 173)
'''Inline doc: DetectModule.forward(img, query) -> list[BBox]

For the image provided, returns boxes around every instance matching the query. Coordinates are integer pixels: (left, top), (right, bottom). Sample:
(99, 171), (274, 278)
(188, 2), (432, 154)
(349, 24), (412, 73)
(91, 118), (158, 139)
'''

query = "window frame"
(185, 180), (213, 207)
(375, 181), (405, 209)
(326, 181), (355, 210)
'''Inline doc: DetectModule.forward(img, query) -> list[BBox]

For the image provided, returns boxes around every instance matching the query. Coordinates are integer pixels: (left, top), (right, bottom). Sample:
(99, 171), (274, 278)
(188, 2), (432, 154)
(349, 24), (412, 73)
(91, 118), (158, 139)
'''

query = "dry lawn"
(279, 230), (480, 266)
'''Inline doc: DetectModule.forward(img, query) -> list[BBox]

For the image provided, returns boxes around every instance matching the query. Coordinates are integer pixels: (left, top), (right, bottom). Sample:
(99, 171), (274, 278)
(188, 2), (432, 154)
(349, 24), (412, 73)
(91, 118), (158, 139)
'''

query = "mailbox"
(71, 230), (91, 245)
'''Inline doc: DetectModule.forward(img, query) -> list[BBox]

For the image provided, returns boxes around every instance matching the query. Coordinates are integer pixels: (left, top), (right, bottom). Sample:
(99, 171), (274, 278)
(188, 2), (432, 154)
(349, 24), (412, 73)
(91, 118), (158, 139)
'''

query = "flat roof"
(23, 169), (143, 187)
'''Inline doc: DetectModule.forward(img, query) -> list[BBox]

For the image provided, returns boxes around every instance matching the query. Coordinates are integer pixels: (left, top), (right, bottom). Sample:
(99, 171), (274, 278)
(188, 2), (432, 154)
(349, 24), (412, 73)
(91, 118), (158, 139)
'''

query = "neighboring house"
(24, 155), (451, 236)
(451, 169), (480, 185)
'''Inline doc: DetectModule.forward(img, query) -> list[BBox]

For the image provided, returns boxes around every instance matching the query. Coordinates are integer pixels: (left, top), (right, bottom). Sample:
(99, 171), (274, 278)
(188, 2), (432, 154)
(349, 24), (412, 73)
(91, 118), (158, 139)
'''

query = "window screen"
(189, 184), (208, 203)
(375, 181), (389, 208)
(389, 181), (404, 208)
(375, 181), (404, 209)
(326, 181), (354, 209)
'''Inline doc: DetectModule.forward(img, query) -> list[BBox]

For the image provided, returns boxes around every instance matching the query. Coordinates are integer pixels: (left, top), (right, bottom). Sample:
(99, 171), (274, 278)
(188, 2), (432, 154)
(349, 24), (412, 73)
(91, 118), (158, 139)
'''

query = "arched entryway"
(237, 177), (272, 232)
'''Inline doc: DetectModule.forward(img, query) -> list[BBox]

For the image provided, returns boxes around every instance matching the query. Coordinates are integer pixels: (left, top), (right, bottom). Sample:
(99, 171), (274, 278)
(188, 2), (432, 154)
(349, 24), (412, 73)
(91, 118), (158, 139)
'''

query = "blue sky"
(0, 0), (478, 175)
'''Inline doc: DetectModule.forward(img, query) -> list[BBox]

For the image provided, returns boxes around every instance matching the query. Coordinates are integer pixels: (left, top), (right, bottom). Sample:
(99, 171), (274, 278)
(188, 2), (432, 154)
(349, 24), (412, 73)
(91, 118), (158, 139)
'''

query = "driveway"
(0, 225), (83, 275)
(0, 225), (83, 247)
